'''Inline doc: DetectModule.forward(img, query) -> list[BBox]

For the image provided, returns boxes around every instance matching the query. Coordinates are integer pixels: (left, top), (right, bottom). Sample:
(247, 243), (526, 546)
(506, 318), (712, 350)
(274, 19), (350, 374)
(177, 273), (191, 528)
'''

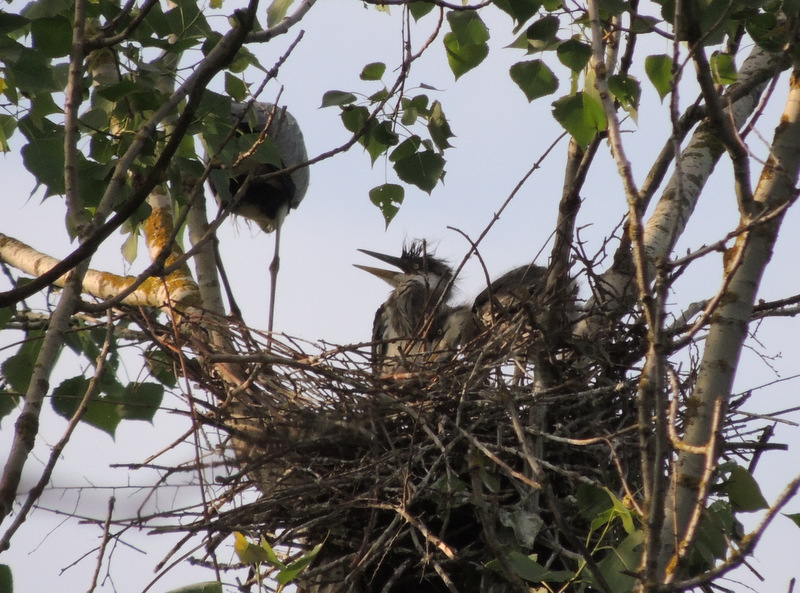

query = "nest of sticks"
(140, 293), (781, 593)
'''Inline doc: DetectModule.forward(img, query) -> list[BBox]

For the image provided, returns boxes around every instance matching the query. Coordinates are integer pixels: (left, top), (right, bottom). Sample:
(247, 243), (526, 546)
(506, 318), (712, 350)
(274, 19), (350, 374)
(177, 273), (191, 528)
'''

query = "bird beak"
(357, 248), (406, 269)
(354, 249), (407, 287)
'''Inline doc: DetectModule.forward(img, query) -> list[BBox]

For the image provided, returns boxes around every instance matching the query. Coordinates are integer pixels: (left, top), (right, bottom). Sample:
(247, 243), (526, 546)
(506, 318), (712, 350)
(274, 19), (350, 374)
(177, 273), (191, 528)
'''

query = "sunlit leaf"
(428, 100), (454, 150)
(360, 62), (386, 81)
(121, 230), (139, 264)
(510, 59), (558, 101)
(233, 532), (272, 565)
(276, 542), (323, 585)
(267, 0), (294, 27)
(710, 51), (738, 85)
(645, 54), (673, 101)
(259, 535), (285, 568)
(552, 92), (606, 149)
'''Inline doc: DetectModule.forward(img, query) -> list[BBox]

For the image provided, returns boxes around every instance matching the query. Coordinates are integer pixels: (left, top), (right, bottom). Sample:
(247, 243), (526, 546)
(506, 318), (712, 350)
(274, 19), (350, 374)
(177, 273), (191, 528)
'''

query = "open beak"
(354, 249), (407, 287)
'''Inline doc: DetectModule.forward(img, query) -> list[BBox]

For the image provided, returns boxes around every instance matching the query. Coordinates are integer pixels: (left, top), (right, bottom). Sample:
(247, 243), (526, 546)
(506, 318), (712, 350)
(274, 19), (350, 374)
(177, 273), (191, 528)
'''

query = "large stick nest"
(138, 297), (776, 593)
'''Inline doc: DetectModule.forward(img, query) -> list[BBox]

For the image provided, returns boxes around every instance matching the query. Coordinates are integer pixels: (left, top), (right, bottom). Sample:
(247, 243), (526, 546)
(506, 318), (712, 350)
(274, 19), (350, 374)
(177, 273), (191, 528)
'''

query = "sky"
(2, 1), (800, 592)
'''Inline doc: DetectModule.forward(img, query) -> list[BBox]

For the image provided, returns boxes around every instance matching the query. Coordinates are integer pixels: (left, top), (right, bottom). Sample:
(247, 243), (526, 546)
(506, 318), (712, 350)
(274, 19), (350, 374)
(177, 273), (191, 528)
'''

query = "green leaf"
(409, 2), (436, 20)
(145, 349), (178, 388)
(493, 0), (542, 30)
(588, 531), (645, 592)
(446, 10), (490, 45)
(360, 62), (386, 81)
(320, 90), (357, 108)
(224, 73), (248, 102)
(21, 127), (65, 194)
(644, 54), (673, 101)
(552, 92), (606, 149)
(595, 0), (627, 14)
(259, 535), (285, 568)
(30, 15), (72, 58)
(276, 542), (323, 586)
(607, 73), (641, 114)
(267, 0), (295, 27)
(488, 551), (572, 583)
(7, 47), (59, 95)
(0, 564), (11, 593)
(233, 532), (272, 565)
(117, 382), (163, 422)
(722, 464), (769, 512)
(710, 51), (738, 85)
(121, 230), (139, 264)
(52, 376), (122, 437)
(630, 14), (661, 33)
(401, 95), (430, 126)
(510, 59), (559, 101)
(163, 583), (222, 593)
(556, 38), (592, 72)
(368, 88), (390, 103)
(340, 105), (370, 136)
(0, 389), (19, 423)
(785, 513), (800, 529)
(0, 12), (29, 35)
(443, 32), (489, 80)
(390, 136), (421, 162)
(428, 100), (454, 150)
(1, 329), (46, 394)
(0, 307), (13, 331)
(370, 183), (404, 227)
(443, 10), (489, 80)
(393, 149), (445, 193)
(693, 501), (737, 567)
(525, 15), (559, 51)
(577, 483), (614, 521)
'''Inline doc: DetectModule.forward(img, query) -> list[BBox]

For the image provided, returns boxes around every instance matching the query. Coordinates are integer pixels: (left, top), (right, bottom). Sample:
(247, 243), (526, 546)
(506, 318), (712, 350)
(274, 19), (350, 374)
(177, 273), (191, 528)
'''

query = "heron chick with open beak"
(356, 241), (470, 376)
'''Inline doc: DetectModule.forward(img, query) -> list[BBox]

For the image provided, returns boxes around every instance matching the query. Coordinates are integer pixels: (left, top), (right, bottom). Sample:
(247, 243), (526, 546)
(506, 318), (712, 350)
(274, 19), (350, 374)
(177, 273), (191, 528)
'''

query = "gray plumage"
(210, 101), (309, 233)
(429, 304), (480, 359)
(472, 264), (549, 327)
(356, 241), (464, 375)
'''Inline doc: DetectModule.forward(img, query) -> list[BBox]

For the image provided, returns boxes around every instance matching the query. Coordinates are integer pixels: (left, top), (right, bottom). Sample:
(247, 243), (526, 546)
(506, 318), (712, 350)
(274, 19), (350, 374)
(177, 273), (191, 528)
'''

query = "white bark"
(660, 68), (800, 581)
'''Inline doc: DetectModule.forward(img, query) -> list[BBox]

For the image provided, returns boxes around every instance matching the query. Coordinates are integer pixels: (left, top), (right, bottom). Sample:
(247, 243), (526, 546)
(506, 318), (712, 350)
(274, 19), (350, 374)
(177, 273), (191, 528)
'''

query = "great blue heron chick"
(355, 241), (461, 376)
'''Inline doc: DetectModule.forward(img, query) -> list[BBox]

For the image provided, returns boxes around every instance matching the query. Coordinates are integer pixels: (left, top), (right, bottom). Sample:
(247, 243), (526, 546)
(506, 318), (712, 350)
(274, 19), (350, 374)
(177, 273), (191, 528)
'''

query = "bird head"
(355, 240), (454, 293)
